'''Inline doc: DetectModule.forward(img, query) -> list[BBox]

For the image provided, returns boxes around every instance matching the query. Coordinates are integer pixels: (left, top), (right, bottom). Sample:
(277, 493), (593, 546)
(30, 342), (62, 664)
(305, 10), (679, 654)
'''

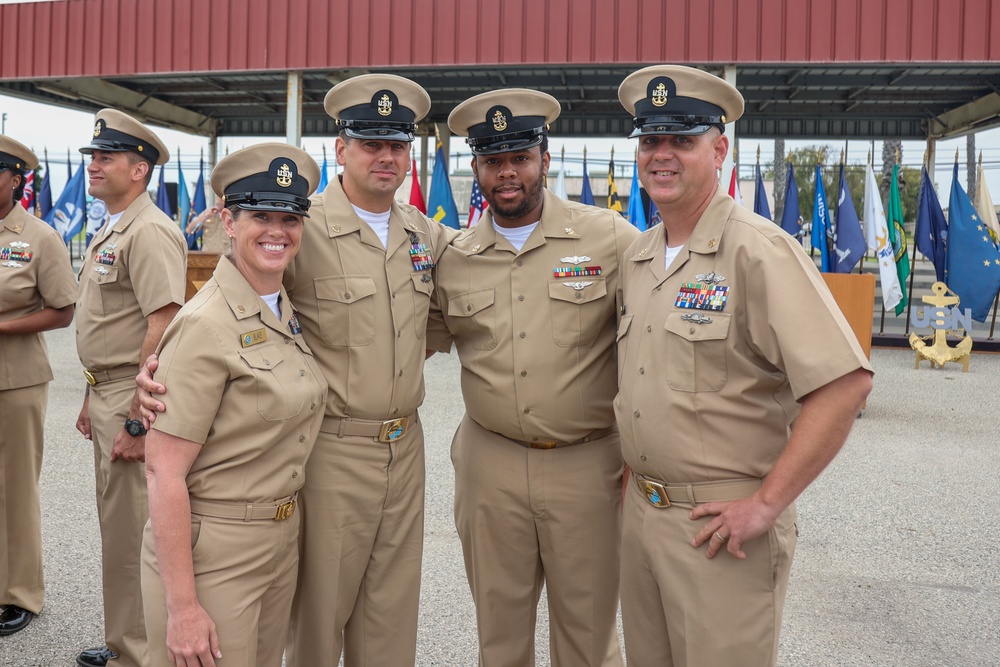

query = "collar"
(460, 188), (576, 256)
(213, 257), (292, 335)
(319, 176), (427, 251)
(1, 202), (31, 234)
(106, 195), (156, 236)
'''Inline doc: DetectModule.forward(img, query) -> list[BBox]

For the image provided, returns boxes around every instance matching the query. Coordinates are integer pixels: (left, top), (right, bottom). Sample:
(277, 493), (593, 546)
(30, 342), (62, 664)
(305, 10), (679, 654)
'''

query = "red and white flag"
(727, 165), (743, 206)
(408, 159), (426, 214)
(20, 171), (35, 211)
(468, 179), (488, 227)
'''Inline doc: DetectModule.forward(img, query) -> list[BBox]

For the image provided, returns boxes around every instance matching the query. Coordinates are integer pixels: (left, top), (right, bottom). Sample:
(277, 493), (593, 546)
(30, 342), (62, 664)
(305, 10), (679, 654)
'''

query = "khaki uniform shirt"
(76, 195), (187, 370)
(0, 205), (77, 390)
(426, 189), (641, 443)
(200, 213), (229, 255)
(284, 176), (455, 421)
(152, 258), (327, 502)
(614, 191), (872, 482)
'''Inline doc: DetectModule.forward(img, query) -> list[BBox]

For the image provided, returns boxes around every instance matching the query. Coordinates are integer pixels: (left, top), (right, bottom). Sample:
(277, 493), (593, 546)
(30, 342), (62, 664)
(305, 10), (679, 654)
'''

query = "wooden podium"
(821, 272), (875, 360)
(185, 251), (221, 301)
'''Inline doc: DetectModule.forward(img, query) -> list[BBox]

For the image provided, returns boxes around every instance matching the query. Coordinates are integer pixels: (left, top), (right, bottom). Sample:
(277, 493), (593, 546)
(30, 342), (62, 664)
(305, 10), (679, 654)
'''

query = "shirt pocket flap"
(547, 278), (608, 305)
(410, 272), (434, 296)
(663, 311), (732, 342)
(314, 275), (377, 305)
(616, 314), (634, 342)
(88, 266), (120, 284)
(448, 288), (495, 317)
(238, 345), (286, 370)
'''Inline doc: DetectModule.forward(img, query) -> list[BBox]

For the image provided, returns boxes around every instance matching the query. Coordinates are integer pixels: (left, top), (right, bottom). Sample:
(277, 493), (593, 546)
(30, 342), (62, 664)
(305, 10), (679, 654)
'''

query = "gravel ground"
(2, 324), (997, 666)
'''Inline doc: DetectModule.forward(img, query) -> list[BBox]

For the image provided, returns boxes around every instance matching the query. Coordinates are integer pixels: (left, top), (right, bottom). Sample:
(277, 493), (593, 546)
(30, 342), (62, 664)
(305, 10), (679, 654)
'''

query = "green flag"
(887, 163), (910, 315)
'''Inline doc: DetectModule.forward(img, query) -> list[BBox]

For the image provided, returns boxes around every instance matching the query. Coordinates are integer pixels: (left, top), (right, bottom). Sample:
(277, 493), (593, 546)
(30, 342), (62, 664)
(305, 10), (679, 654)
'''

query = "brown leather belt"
(83, 365), (141, 386)
(320, 414), (414, 443)
(189, 493), (298, 521)
(634, 474), (762, 509)
(511, 426), (616, 450)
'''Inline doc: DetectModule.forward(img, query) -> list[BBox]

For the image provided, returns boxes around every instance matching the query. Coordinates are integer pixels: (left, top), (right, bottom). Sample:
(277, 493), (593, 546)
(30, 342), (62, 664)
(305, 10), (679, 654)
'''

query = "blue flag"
(648, 199), (661, 227)
(753, 160), (771, 220)
(38, 159), (53, 220)
(44, 159), (87, 244)
(945, 167), (1000, 321)
(177, 158), (191, 232)
(155, 165), (174, 219)
(579, 154), (595, 206)
(833, 163), (866, 273)
(812, 164), (833, 271)
(627, 160), (646, 231)
(427, 142), (459, 229)
(187, 160), (207, 249)
(318, 155), (329, 193)
(914, 165), (948, 283)
(779, 161), (801, 239)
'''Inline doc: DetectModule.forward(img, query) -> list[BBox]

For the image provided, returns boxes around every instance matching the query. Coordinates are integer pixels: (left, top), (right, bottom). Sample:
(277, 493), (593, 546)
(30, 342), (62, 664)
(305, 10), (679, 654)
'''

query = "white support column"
(286, 71), (304, 146)
(925, 136), (936, 183)
(721, 65), (738, 193)
(420, 134), (429, 197)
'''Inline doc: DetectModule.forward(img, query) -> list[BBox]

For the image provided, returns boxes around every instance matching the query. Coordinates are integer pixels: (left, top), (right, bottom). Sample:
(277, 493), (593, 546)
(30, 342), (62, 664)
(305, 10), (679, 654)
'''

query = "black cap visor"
(467, 127), (546, 155)
(339, 119), (415, 142)
(226, 191), (312, 218)
(79, 129), (160, 164)
(629, 114), (726, 138)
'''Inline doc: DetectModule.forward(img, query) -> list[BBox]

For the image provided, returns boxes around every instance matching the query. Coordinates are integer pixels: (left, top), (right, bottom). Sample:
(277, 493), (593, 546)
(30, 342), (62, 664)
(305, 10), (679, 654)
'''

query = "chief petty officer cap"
(0, 134), (40, 172)
(210, 143), (320, 218)
(324, 73), (431, 142)
(448, 89), (560, 156)
(618, 65), (744, 138)
(79, 108), (170, 166)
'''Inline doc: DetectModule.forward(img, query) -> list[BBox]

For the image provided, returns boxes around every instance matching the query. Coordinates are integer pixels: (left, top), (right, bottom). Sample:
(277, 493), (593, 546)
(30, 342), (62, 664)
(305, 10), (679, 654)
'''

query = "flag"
(177, 157), (191, 230)
(863, 163), (904, 313)
(427, 141), (459, 229)
(86, 199), (108, 246)
(974, 159), (999, 242)
(608, 158), (623, 212)
(886, 163), (910, 315)
(38, 160), (53, 220)
(19, 170), (35, 211)
(468, 178), (488, 228)
(914, 165), (948, 283)
(187, 160), (207, 249)
(155, 165), (174, 219)
(946, 167), (1000, 321)
(728, 164), (743, 205)
(753, 160), (771, 220)
(627, 159), (646, 231)
(408, 158), (426, 214)
(812, 164), (833, 271)
(552, 154), (568, 201)
(318, 154), (329, 194)
(648, 199), (661, 227)
(579, 152), (595, 206)
(779, 162), (801, 239)
(833, 163), (866, 273)
(44, 159), (87, 244)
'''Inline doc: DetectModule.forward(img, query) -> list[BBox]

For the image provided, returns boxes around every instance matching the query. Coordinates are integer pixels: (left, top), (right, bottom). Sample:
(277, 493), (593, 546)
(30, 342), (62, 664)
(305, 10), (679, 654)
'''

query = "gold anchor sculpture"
(908, 282), (972, 372)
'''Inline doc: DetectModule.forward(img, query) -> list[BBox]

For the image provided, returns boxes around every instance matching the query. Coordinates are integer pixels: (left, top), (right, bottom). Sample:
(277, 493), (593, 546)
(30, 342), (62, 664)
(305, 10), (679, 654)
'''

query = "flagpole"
(982, 150), (1000, 338)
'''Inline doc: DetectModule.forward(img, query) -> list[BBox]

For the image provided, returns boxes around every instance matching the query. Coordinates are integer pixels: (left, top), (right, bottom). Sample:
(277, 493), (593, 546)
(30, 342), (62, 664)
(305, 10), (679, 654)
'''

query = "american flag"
(20, 171), (35, 212)
(468, 179), (488, 227)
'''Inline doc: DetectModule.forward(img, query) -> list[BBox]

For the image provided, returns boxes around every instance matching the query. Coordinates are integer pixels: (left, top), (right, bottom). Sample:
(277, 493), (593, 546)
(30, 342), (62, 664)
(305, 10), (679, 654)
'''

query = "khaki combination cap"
(211, 143), (320, 218)
(324, 73), (431, 142)
(79, 108), (170, 165)
(0, 134), (39, 171)
(448, 89), (560, 155)
(619, 65), (744, 137)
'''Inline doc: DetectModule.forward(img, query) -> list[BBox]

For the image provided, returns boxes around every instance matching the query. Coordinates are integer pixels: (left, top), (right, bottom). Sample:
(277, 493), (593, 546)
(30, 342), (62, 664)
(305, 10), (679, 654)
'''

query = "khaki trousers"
(286, 414), (425, 667)
(141, 511), (300, 667)
(0, 383), (47, 614)
(452, 415), (625, 667)
(89, 377), (148, 667)
(620, 480), (797, 667)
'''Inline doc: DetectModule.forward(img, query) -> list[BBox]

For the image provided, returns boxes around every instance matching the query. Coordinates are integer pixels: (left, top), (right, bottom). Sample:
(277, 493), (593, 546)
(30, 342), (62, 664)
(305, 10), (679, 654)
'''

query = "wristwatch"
(124, 419), (148, 437)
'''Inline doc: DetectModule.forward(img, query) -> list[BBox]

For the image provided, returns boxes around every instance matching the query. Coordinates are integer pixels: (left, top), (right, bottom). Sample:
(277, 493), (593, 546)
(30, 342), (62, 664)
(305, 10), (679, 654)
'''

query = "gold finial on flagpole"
(560, 145), (565, 161)
(955, 148), (959, 163)
(583, 145), (587, 161)
(978, 150), (983, 168)
(840, 148), (845, 165)
(610, 145), (615, 162)
(756, 145), (761, 163)
(868, 150), (872, 165)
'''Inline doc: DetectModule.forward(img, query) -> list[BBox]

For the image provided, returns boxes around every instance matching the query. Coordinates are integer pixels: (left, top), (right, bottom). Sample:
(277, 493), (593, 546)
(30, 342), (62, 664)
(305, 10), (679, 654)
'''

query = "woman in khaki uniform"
(140, 144), (326, 667)
(0, 136), (76, 636)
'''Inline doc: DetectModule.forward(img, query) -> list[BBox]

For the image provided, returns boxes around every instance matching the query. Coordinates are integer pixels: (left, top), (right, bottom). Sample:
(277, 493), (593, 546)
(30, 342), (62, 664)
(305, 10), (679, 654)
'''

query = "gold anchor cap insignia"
(93, 121), (102, 137)
(377, 93), (393, 117)
(651, 82), (668, 107)
(276, 163), (293, 188)
(492, 109), (508, 131)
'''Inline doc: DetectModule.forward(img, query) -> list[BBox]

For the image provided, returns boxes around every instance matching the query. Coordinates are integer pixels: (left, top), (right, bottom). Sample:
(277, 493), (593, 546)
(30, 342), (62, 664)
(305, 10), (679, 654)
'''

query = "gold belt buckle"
(638, 477), (671, 508)
(274, 500), (296, 521)
(530, 441), (558, 449)
(378, 417), (409, 443)
(83, 369), (97, 386)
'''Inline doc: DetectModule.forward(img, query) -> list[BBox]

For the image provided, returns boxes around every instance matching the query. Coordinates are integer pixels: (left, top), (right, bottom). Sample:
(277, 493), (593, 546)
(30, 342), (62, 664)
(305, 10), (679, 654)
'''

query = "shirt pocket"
(238, 344), (304, 421)
(410, 272), (434, 340)
(313, 275), (377, 347)
(447, 287), (496, 351)
(85, 266), (123, 315)
(547, 278), (609, 347)
(662, 311), (731, 392)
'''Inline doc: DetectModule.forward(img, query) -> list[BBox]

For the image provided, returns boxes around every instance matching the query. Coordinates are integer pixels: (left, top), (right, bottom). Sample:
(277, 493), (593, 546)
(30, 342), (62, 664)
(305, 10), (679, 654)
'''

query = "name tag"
(240, 328), (267, 347)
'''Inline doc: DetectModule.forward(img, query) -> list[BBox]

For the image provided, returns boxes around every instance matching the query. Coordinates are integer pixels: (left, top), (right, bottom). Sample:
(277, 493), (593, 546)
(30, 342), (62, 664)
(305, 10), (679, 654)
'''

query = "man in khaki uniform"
(613, 65), (873, 667)
(0, 137), (77, 637)
(426, 90), (640, 667)
(74, 110), (187, 667)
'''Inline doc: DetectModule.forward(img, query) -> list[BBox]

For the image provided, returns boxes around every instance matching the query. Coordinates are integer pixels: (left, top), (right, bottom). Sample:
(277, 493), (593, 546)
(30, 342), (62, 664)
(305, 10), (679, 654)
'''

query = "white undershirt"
(352, 205), (391, 249)
(664, 244), (683, 271)
(261, 291), (281, 319)
(493, 221), (539, 252)
(99, 212), (124, 241)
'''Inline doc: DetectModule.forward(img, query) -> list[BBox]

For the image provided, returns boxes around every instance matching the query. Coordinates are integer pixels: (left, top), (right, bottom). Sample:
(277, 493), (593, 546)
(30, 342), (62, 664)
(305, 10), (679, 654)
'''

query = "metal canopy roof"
(3, 63), (999, 141)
